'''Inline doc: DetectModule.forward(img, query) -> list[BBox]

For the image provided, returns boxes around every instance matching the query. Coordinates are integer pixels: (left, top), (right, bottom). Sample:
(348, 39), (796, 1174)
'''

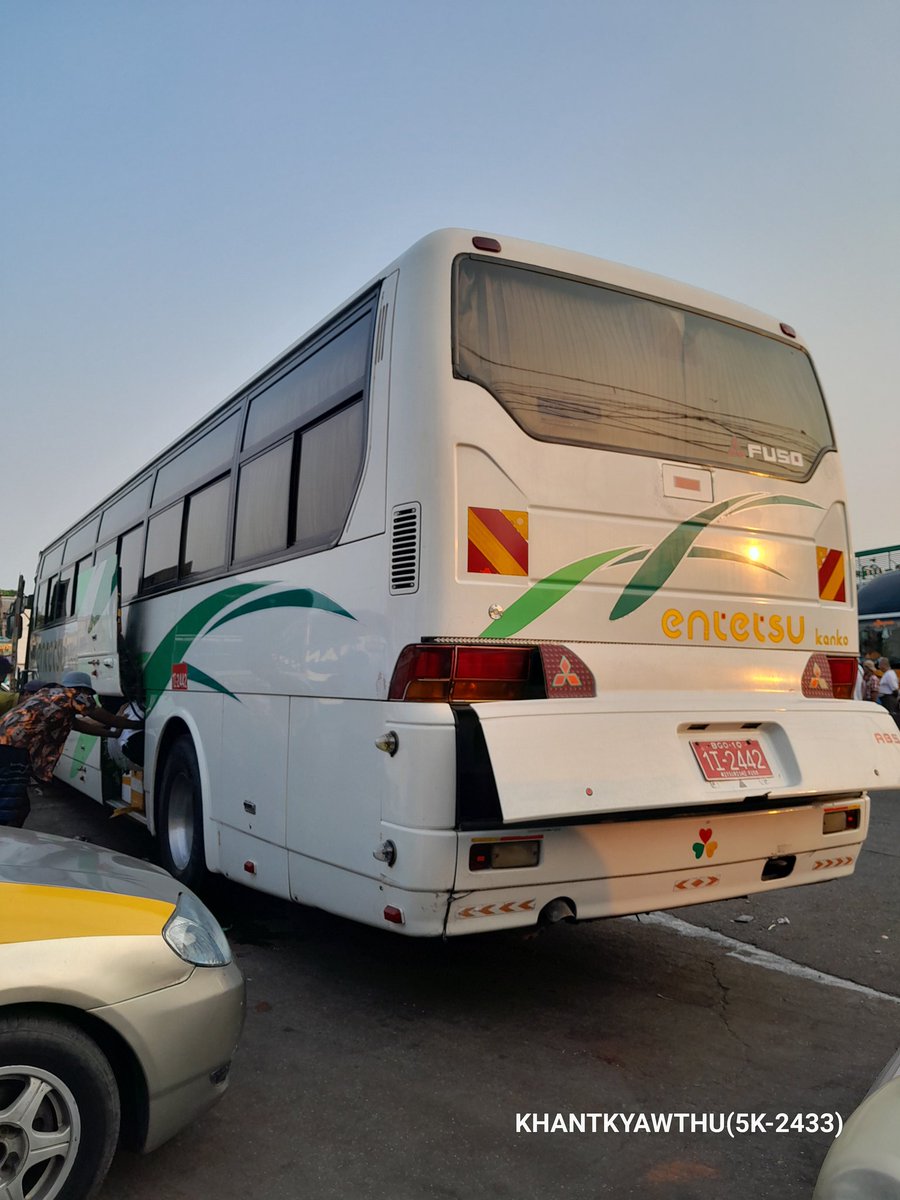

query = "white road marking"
(640, 911), (900, 1005)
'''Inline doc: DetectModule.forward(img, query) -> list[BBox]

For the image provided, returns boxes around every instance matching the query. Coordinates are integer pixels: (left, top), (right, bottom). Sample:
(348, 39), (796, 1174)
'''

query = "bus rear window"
(453, 258), (834, 480)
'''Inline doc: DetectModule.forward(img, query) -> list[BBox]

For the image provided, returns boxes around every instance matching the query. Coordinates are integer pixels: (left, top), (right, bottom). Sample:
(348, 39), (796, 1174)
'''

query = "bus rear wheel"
(157, 735), (207, 889)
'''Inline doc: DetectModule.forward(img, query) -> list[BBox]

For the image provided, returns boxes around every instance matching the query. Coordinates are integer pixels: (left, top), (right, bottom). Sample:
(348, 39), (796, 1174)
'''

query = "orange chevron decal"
(812, 856), (853, 870)
(467, 508), (529, 575)
(673, 876), (720, 890)
(458, 899), (536, 918)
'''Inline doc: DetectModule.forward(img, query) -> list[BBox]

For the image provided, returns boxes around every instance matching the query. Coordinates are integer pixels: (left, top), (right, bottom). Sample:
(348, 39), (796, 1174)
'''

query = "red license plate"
(691, 739), (773, 782)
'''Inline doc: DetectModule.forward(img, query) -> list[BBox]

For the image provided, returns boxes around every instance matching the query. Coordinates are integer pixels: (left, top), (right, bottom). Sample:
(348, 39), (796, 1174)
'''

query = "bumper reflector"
(823, 806), (860, 834)
(469, 838), (541, 871)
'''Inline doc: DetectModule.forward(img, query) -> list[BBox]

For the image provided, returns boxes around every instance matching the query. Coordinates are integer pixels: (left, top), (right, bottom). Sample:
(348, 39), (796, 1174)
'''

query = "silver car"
(814, 1046), (900, 1198)
(0, 826), (244, 1199)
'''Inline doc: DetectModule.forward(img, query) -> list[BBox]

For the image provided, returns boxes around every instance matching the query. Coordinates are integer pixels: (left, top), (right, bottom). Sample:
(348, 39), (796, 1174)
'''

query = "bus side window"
(73, 556), (92, 611)
(142, 503), (183, 591)
(34, 578), (52, 630)
(234, 440), (292, 562)
(182, 476), (229, 576)
(50, 567), (74, 622)
(294, 399), (365, 551)
(118, 526), (143, 598)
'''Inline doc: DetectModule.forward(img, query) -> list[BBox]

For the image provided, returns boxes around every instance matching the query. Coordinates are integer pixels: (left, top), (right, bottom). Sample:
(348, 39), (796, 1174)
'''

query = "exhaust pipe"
(539, 897), (576, 926)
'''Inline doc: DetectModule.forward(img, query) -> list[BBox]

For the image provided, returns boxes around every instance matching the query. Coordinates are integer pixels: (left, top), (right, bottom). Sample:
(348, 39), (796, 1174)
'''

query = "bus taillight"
(801, 653), (857, 699)
(388, 643), (595, 702)
(826, 655), (858, 700)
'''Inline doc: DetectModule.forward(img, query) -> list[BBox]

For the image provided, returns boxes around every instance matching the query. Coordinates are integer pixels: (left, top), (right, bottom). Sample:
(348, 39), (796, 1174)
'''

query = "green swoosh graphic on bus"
(69, 734), (98, 776)
(609, 493), (820, 620)
(205, 588), (356, 634)
(479, 493), (822, 638)
(184, 663), (238, 700)
(480, 547), (641, 637)
(141, 585), (355, 712)
(142, 583), (266, 712)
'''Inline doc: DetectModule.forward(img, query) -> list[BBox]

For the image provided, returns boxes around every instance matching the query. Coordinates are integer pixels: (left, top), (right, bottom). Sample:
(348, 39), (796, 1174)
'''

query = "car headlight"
(163, 891), (233, 966)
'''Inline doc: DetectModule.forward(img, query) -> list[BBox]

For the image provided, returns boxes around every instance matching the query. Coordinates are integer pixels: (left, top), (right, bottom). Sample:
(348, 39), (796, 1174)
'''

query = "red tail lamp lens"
(389, 643), (596, 702)
(801, 653), (857, 699)
(826, 655), (857, 700)
(388, 644), (532, 701)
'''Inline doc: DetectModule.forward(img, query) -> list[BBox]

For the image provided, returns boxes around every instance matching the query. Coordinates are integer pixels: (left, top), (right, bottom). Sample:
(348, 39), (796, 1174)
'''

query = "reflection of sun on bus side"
(26, 229), (900, 937)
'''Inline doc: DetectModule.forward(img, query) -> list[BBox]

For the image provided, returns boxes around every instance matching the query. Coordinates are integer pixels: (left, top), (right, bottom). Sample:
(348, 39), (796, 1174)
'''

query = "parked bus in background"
(27, 230), (900, 935)
(859, 571), (900, 664)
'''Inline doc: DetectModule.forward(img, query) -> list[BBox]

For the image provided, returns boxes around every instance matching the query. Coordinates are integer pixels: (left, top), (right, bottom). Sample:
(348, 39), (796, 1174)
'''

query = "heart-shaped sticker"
(699, 828), (713, 844)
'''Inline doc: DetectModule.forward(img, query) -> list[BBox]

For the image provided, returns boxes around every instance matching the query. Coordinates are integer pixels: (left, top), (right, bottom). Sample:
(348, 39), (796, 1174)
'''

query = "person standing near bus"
(862, 660), (881, 703)
(876, 658), (899, 714)
(0, 671), (141, 827)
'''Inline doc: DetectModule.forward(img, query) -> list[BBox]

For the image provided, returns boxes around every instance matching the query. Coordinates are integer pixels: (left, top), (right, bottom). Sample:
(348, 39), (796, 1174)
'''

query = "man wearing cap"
(0, 672), (141, 827)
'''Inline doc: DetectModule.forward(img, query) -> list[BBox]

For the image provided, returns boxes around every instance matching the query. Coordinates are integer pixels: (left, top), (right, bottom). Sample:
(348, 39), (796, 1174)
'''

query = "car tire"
(157, 735), (207, 889)
(0, 1014), (120, 1200)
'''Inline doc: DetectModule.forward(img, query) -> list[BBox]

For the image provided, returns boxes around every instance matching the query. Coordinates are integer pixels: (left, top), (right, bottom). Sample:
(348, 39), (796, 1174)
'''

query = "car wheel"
(158, 735), (207, 889)
(0, 1015), (120, 1200)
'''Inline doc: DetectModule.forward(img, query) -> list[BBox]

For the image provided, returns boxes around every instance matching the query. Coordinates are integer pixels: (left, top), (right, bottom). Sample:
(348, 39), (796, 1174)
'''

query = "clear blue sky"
(2, 0), (898, 584)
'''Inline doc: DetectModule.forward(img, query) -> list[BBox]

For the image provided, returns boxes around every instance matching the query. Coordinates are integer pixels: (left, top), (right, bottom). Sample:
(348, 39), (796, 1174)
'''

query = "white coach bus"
(28, 229), (900, 935)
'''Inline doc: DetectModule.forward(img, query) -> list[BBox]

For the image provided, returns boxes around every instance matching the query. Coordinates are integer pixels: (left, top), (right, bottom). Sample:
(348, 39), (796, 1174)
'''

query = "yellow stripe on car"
(0, 882), (176, 943)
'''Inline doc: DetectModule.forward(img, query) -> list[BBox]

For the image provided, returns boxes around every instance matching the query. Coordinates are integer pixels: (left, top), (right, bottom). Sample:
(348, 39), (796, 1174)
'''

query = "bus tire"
(157, 735), (207, 889)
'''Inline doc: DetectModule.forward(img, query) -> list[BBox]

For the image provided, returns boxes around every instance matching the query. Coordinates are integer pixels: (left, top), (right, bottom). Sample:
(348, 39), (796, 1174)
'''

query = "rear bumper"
(445, 795), (868, 934)
(373, 795), (868, 936)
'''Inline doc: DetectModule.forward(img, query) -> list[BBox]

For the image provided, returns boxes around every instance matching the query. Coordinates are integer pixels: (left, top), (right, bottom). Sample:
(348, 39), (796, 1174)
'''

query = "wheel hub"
(0, 1120), (26, 1179)
(0, 1068), (79, 1199)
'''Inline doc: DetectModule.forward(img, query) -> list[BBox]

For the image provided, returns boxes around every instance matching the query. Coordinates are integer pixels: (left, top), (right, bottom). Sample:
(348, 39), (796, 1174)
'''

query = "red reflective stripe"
(466, 541), (498, 574)
(469, 508), (529, 573)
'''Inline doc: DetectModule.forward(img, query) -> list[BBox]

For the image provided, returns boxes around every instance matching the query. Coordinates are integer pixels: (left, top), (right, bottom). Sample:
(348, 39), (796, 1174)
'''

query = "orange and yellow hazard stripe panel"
(467, 507), (529, 576)
(0, 882), (175, 944)
(816, 547), (846, 602)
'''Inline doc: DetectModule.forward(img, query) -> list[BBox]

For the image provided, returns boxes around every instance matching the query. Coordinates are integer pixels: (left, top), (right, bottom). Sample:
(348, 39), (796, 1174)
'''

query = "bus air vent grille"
(390, 503), (420, 595)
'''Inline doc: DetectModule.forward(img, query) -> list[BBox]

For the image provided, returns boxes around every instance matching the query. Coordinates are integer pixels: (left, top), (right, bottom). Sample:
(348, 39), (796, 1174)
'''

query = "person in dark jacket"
(0, 671), (141, 827)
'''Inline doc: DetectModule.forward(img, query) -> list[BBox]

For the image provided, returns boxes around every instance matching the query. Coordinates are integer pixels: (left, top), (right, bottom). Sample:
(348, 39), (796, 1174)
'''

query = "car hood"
(0, 825), (182, 905)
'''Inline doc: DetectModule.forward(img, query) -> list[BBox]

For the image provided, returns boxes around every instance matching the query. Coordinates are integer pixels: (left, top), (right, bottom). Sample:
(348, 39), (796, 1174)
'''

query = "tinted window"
(51, 566), (75, 621)
(34, 578), (53, 629)
(143, 503), (183, 590)
(64, 519), (100, 565)
(99, 480), (152, 540)
(153, 414), (239, 507)
(74, 556), (93, 611)
(244, 315), (371, 449)
(295, 401), (366, 550)
(455, 257), (834, 480)
(234, 441), (292, 561)
(183, 477), (229, 576)
(119, 527), (143, 598)
(41, 543), (65, 576)
(95, 526), (143, 600)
